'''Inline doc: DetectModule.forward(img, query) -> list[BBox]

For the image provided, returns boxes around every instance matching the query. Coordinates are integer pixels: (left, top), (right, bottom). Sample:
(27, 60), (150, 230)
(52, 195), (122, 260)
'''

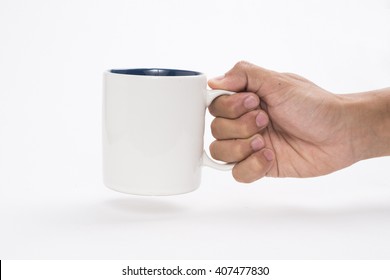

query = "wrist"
(341, 88), (390, 162)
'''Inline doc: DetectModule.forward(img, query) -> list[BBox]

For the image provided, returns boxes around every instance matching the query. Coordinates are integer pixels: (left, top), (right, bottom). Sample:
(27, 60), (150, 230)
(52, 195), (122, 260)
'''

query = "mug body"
(103, 69), (207, 195)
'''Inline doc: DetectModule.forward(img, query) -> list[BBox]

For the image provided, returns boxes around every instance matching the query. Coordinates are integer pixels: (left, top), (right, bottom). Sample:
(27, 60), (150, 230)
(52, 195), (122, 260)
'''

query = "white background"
(0, 0), (390, 259)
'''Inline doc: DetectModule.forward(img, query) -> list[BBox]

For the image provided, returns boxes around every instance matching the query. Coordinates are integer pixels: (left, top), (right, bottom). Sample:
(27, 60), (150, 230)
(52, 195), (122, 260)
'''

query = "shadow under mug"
(103, 68), (234, 195)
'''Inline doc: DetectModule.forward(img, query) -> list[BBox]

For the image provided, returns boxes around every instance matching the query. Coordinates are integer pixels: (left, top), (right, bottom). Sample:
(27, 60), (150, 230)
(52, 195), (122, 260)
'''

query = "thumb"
(208, 61), (277, 97)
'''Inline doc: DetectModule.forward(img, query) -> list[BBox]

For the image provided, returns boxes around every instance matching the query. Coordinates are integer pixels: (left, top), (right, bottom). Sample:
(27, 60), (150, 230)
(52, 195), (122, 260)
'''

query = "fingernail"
(211, 75), (225, 81)
(244, 96), (258, 110)
(250, 137), (264, 151)
(256, 112), (268, 127)
(263, 149), (274, 161)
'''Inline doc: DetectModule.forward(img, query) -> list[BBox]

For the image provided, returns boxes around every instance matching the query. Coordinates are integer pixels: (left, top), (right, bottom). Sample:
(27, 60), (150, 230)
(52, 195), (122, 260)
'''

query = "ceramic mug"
(103, 68), (234, 195)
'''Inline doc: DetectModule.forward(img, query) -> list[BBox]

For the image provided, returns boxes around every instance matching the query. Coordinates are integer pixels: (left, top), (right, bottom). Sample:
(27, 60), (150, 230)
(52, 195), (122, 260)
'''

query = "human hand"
(208, 61), (384, 183)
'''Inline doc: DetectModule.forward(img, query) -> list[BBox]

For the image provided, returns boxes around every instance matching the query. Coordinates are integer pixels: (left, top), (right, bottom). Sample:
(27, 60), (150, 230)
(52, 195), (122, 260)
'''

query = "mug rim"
(107, 68), (204, 77)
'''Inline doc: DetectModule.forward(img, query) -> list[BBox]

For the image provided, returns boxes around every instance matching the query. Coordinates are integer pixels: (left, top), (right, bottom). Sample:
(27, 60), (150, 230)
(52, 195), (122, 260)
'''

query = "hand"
(208, 61), (390, 183)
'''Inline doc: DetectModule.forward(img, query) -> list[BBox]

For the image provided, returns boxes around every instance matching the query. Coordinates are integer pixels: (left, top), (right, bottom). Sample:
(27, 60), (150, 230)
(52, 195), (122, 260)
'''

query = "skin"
(208, 61), (390, 183)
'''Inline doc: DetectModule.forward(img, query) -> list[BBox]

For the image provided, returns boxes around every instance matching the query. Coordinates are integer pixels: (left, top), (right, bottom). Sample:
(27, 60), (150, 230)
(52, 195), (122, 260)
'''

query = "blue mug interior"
(110, 68), (202, 76)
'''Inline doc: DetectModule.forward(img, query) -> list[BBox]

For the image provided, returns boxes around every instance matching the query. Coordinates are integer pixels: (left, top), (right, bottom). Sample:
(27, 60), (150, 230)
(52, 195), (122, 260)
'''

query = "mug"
(103, 68), (234, 195)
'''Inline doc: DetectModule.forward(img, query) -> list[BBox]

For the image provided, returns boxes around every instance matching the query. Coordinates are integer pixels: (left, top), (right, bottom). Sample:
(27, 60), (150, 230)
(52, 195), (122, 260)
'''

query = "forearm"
(343, 87), (390, 162)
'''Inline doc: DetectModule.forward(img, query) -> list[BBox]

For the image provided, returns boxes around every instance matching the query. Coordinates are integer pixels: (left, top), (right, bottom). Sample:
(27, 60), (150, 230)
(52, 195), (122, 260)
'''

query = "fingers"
(210, 134), (265, 163)
(208, 92), (260, 118)
(211, 110), (269, 140)
(208, 61), (276, 95)
(232, 149), (275, 183)
(208, 61), (279, 183)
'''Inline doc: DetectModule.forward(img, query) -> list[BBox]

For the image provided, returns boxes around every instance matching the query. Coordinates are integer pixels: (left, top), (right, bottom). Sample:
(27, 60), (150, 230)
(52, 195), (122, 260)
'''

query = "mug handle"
(202, 89), (236, 171)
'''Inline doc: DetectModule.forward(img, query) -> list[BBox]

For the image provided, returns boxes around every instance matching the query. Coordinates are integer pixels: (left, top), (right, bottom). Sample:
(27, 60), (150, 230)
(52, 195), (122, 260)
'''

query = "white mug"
(103, 68), (234, 195)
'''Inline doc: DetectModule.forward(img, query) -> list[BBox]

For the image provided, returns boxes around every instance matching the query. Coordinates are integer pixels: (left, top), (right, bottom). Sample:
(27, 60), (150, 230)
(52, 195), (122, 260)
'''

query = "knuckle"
(224, 97), (241, 118)
(234, 60), (251, 70)
(239, 111), (258, 137)
(252, 151), (266, 168)
(232, 140), (247, 158)
(252, 150), (264, 161)
(241, 124), (253, 138)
